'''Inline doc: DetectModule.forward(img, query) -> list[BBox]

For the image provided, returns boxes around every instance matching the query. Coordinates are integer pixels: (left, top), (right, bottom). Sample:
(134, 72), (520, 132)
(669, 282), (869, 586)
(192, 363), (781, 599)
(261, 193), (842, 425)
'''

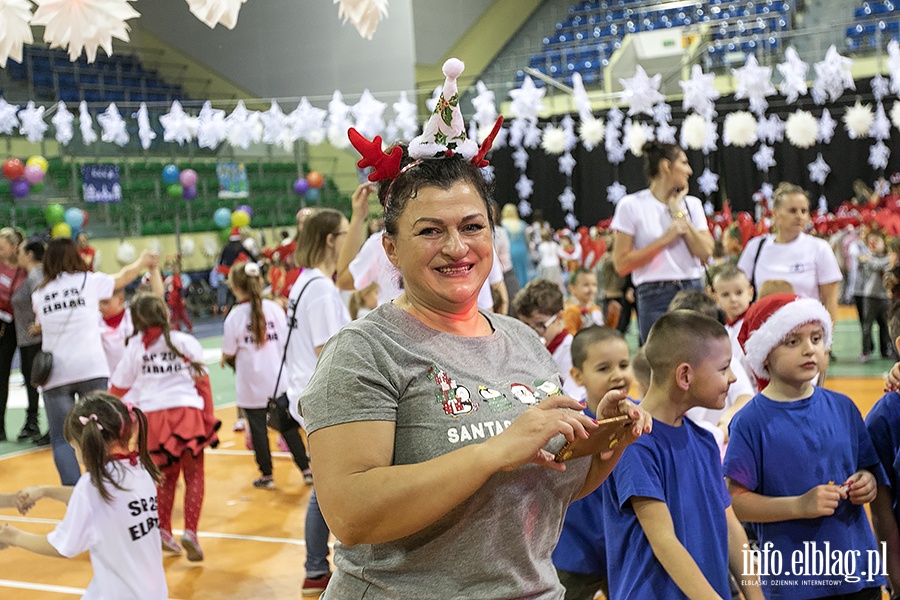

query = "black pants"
(245, 408), (310, 476)
(0, 321), (17, 433)
(18, 343), (41, 426)
(860, 296), (893, 357)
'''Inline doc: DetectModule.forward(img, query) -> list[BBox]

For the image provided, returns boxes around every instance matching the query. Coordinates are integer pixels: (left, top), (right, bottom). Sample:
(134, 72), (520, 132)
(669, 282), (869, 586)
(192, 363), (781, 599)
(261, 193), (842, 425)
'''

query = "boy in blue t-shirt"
(725, 293), (886, 600)
(553, 326), (633, 599)
(602, 311), (763, 599)
(866, 301), (900, 598)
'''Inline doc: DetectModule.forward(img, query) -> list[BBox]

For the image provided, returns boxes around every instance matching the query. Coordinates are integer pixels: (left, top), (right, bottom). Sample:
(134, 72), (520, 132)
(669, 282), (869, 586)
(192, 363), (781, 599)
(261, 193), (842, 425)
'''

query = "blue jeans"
(305, 488), (331, 577)
(42, 377), (108, 485)
(635, 279), (703, 344)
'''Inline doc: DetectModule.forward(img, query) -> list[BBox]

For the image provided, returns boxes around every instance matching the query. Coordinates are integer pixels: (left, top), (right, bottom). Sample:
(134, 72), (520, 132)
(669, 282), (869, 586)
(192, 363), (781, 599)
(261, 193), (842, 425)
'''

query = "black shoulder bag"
(748, 235), (768, 301)
(31, 273), (87, 388)
(267, 276), (323, 432)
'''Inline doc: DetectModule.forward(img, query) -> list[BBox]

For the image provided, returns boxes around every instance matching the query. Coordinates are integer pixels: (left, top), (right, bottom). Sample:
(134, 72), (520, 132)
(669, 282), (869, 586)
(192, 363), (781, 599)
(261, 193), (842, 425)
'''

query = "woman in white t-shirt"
(32, 238), (157, 486)
(611, 141), (714, 343)
(285, 208), (351, 592)
(737, 183), (842, 324)
(222, 260), (311, 489)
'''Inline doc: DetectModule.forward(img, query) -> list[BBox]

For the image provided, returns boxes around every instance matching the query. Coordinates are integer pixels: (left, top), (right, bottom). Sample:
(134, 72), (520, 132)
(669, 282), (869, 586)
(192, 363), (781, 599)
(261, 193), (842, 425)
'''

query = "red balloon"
(306, 171), (325, 189)
(2, 158), (24, 181)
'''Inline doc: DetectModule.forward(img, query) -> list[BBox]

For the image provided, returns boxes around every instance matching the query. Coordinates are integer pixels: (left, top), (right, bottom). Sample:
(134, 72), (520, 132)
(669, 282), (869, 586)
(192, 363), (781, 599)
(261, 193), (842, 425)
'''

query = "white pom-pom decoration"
(202, 235), (218, 258)
(722, 111), (758, 147)
(180, 237), (195, 258)
(681, 114), (710, 150)
(626, 121), (649, 157)
(541, 125), (567, 155)
(147, 239), (162, 256)
(578, 116), (605, 151)
(116, 242), (136, 266)
(843, 101), (873, 139)
(785, 110), (819, 148)
(891, 102), (900, 131)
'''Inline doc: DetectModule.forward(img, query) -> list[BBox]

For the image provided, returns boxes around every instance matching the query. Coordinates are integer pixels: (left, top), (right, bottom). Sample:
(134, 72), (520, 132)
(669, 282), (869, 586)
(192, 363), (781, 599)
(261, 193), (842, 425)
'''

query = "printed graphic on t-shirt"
(141, 350), (188, 375)
(478, 386), (512, 412)
(428, 365), (477, 417)
(39, 286), (87, 315)
(243, 320), (280, 345)
(127, 494), (159, 541)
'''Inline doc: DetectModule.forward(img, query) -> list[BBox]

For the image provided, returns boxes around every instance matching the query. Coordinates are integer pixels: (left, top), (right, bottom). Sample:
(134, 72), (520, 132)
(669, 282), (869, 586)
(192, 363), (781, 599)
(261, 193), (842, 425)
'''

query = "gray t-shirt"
(300, 302), (591, 600)
(11, 267), (42, 347)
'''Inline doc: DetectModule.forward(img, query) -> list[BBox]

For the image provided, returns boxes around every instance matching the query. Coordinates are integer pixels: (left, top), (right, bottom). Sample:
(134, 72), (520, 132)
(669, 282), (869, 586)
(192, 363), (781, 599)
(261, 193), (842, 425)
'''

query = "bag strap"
(270, 276), (324, 400)
(749, 235), (768, 292)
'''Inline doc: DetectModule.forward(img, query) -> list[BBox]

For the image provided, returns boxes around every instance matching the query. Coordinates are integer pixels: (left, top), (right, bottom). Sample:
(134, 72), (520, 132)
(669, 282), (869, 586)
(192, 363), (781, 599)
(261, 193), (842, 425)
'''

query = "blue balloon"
(213, 207), (232, 229)
(306, 188), (320, 201)
(162, 164), (181, 185)
(64, 207), (84, 229)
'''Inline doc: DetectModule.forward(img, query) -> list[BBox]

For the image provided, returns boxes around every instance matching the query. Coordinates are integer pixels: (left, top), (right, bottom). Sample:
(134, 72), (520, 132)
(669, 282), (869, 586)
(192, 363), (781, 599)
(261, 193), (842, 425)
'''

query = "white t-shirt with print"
(610, 189), (708, 286)
(286, 268), (351, 421)
(348, 231), (402, 305)
(737, 232), (843, 301)
(110, 330), (205, 413)
(32, 272), (115, 389)
(47, 462), (167, 600)
(222, 299), (287, 409)
(100, 308), (134, 375)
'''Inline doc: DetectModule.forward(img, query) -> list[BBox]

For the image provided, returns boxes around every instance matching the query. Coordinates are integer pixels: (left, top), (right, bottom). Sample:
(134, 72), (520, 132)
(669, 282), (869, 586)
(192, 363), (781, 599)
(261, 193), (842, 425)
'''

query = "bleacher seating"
(846, 2), (900, 52)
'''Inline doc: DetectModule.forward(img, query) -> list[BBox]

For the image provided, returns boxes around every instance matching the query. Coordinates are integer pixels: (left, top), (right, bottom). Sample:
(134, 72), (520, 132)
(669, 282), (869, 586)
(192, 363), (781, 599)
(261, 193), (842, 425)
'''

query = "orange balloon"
(306, 171), (324, 189)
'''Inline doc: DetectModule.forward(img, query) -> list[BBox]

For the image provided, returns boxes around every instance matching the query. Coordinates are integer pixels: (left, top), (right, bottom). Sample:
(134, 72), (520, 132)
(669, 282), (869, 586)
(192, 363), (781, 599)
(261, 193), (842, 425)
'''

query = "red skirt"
(145, 406), (220, 468)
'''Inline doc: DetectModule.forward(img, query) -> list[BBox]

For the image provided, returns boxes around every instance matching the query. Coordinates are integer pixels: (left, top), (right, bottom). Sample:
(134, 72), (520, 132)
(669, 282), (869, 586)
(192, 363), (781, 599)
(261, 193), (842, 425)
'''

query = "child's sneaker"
(861, 353), (872, 363)
(181, 530), (204, 562)
(302, 469), (314, 485)
(253, 476), (275, 490)
(302, 573), (331, 596)
(160, 529), (182, 554)
(232, 418), (246, 432)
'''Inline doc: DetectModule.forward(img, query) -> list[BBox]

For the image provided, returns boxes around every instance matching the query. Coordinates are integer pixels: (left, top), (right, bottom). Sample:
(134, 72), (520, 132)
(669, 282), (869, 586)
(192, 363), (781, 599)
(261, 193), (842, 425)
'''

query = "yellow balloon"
(52, 222), (72, 238)
(26, 155), (49, 173)
(231, 210), (250, 228)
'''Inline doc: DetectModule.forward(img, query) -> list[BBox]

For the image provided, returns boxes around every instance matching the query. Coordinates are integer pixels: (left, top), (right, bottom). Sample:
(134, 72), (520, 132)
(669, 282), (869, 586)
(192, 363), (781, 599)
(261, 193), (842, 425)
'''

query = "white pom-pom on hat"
(443, 58), (464, 79)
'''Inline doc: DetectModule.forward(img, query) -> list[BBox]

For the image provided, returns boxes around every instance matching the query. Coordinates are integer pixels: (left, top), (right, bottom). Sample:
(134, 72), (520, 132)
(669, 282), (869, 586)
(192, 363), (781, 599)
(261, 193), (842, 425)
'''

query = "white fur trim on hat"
(742, 297), (832, 380)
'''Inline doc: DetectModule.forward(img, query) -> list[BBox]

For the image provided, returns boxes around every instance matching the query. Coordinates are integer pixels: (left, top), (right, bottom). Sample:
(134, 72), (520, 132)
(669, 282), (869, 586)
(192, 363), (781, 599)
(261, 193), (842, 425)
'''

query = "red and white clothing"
(222, 299), (287, 409)
(47, 461), (167, 600)
(0, 262), (25, 324)
(99, 308), (133, 374)
(32, 272), (115, 389)
(737, 232), (843, 301)
(78, 246), (96, 271)
(546, 331), (584, 400)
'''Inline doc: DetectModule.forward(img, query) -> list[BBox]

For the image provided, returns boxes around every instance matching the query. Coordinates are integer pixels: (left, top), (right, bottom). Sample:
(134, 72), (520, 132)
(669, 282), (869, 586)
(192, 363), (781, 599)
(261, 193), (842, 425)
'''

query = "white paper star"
(871, 102), (891, 141)
(509, 76), (546, 121)
(258, 100), (288, 146)
(288, 97), (327, 145)
(818, 108), (837, 144)
(508, 119), (526, 149)
(558, 186), (576, 212)
(889, 41), (900, 96)
(52, 101), (74, 146)
(327, 90), (353, 148)
(571, 72), (593, 122)
(869, 140), (891, 170)
(680, 65), (720, 120)
(656, 122), (678, 145)
(225, 100), (261, 149)
(0, 97), (19, 135)
(18, 101), (48, 143)
(197, 101), (227, 149)
(872, 73), (890, 102)
(558, 152), (576, 177)
(512, 146), (529, 171)
(471, 80), (498, 128)
(97, 102), (128, 146)
(607, 181), (627, 204)
(134, 102), (156, 150)
(0, 0), (33, 68)
(159, 100), (196, 146)
(732, 55), (776, 115)
(392, 91), (418, 142)
(698, 168), (720, 196)
(517, 200), (533, 217)
(334, 0), (388, 40)
(515, 174), (534, 200)
(757, 114), (785, 145)
(185, 0), (248, 30)
(351, 89), (387, 140)
(807, 153), (831, 185)
(777, 47), (809, 104)
(812, 45), (855, 104)
(565, 213), (579, 230)
(704, 200), (715, 216)
(32, 0), (140, 63)
(620, 66), (665, 117)
(753, 145), (776, 172)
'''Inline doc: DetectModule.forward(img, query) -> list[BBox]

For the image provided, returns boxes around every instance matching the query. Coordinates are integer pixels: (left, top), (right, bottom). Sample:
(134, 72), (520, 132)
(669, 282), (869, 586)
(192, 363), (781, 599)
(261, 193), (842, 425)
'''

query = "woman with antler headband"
(296, 59), (651, 599)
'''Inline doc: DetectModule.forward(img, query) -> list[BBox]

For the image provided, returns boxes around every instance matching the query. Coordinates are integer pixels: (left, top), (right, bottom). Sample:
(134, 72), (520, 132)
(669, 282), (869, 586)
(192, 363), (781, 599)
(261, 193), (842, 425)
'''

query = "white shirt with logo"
(222, 299), (288, 409)
(738, 232), (843, 301)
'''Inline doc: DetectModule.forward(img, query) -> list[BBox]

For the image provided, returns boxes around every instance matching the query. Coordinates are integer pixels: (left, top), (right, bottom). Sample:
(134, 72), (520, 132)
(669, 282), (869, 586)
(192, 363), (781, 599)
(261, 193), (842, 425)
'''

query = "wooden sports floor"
(0, 306), (894, 599)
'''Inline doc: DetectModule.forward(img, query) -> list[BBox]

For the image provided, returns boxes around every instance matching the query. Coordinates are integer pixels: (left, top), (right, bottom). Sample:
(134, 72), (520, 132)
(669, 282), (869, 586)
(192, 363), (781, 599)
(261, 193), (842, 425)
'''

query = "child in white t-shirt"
(109, 294), (219, 563)
(222, 261), (312, 489)
(0, 391), (167, 600)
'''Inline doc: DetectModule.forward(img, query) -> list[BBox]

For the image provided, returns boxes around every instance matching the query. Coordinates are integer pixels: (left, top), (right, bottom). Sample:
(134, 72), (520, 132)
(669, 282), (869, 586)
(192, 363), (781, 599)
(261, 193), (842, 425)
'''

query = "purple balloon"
(24, 164), (45, 185)
(236, 204), (253, 217)
(182, 185), (198, 200)
(10, 178), (29, 198)
(179, 169), (198, 188)
(293, 178), (310, 195)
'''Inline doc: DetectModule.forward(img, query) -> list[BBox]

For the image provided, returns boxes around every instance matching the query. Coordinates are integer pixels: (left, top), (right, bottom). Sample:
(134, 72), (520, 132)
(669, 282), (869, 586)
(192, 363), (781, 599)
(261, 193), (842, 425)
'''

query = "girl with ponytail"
(222, 261), (311, 489)
(0, 391), (167, 600)
(108, 293), (219, 562)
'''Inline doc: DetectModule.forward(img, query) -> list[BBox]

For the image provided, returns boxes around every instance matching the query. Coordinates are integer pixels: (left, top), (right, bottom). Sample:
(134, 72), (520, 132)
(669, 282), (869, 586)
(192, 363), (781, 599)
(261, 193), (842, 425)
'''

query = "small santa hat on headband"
(737, 293), (832, 386)
(229, 227), (241, 241)
(408, 58), (479, 160)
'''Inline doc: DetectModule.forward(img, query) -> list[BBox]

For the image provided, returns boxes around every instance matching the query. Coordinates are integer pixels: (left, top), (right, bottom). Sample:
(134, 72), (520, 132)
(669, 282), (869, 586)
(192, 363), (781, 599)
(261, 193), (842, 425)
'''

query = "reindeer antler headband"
(348, 58), (503, 185)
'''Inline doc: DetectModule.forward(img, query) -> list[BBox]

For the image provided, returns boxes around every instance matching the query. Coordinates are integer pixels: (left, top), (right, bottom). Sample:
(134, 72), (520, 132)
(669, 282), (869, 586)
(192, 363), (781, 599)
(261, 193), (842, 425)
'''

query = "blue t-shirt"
(866, 391), (900, 527)
(603, 417), (731, 599)
(724, 387), (887, 599)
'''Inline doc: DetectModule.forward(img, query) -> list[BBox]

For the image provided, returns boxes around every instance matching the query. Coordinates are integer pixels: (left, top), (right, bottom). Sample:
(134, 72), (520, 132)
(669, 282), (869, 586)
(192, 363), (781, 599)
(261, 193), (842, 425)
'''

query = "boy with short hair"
(553, 326), (633, 599)
(725, 293), (886, 599)
(562, 268), (604, 336)
(602, 311), (763, 599)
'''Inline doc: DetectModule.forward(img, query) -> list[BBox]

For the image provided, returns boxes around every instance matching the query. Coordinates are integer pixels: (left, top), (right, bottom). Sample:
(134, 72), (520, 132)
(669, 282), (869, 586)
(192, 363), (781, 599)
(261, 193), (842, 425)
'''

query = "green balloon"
(166, 183), (183, 199)
(30, 181), (45, 194)
(218, 227), (231, 243)
(45, 203), (65, 225)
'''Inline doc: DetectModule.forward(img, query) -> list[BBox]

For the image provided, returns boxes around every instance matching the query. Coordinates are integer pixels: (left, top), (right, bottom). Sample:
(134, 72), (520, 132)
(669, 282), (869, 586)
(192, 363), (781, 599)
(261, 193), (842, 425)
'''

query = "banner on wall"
(81, 164), (122, 203)
(216, 162), (250, 199)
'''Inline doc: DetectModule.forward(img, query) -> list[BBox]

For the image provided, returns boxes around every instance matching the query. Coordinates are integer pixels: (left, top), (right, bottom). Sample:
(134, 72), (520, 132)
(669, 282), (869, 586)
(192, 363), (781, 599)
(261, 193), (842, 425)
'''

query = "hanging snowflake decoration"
(558, 186), (576, 212)
(818, 108), (837, 144)
(18, 102), (48, 143)
(471, 80), (498, 128)
(607, 181), (627, 204)
(753, 145), (776, 172)
(197, 101), (227, 149)
(571, 72), (593, 122)
(52, 101), (74, 146)
(185, 0), (248, 30)
(78, 101), (96, 145)
(97, 102), (128, 146)
(732, 55), (775, 115)
(160, 100), (196, 146)
(558, 152), (576, 177)
(509, 76), (546, 121)
(776, 47), (809, 103)
(32, 0), (141, 63)
(560, 115), (578, 152)
(334, 0), (389, 40)
(523, 121), (543, 149)
(807, 153), (831, 185)
(258, 100), (288, 147)
(0, 0), (34, 68)
(288, 98), (327, 145)
(872, 73), (890, 102)
(541, 125), (567, 155)
(517, 200), (533, 217)
(565, 213), (579, 230)
(351, 89), (387, 140)
(680, 64), (720, 120)
(811, 45), (855, 104)
(888, 41), (900, 96)
(785, 110), (818, 148)
(619, 65), (664, 117)
(653, 102), (672, 126)
(843, 101), (874, 139)
(817, 195), (828, 216)
(723, 111), (758, 147)
(871, 103), (891, 141)
(869, 141), (891, 171)
(225, 100), (261, 149)
(697, 168), (720, 196)
(515, 174), (534, 200)
(327, 90), (353, 149)
(392, 91), (418, 142)
(891, 101), (900, 132)
(757, 114), (784, 145)
(134, 103), (156, 150)
(657, 121), (677, 145)
(512, 146), (529, 171)
(0, 97), (19, 134)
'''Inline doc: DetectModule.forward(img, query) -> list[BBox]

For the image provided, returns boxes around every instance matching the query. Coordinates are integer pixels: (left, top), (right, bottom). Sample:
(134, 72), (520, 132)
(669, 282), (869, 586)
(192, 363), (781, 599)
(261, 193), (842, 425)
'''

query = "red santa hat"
(737, 293), (832, 386)
(229, 227), (241, 241)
